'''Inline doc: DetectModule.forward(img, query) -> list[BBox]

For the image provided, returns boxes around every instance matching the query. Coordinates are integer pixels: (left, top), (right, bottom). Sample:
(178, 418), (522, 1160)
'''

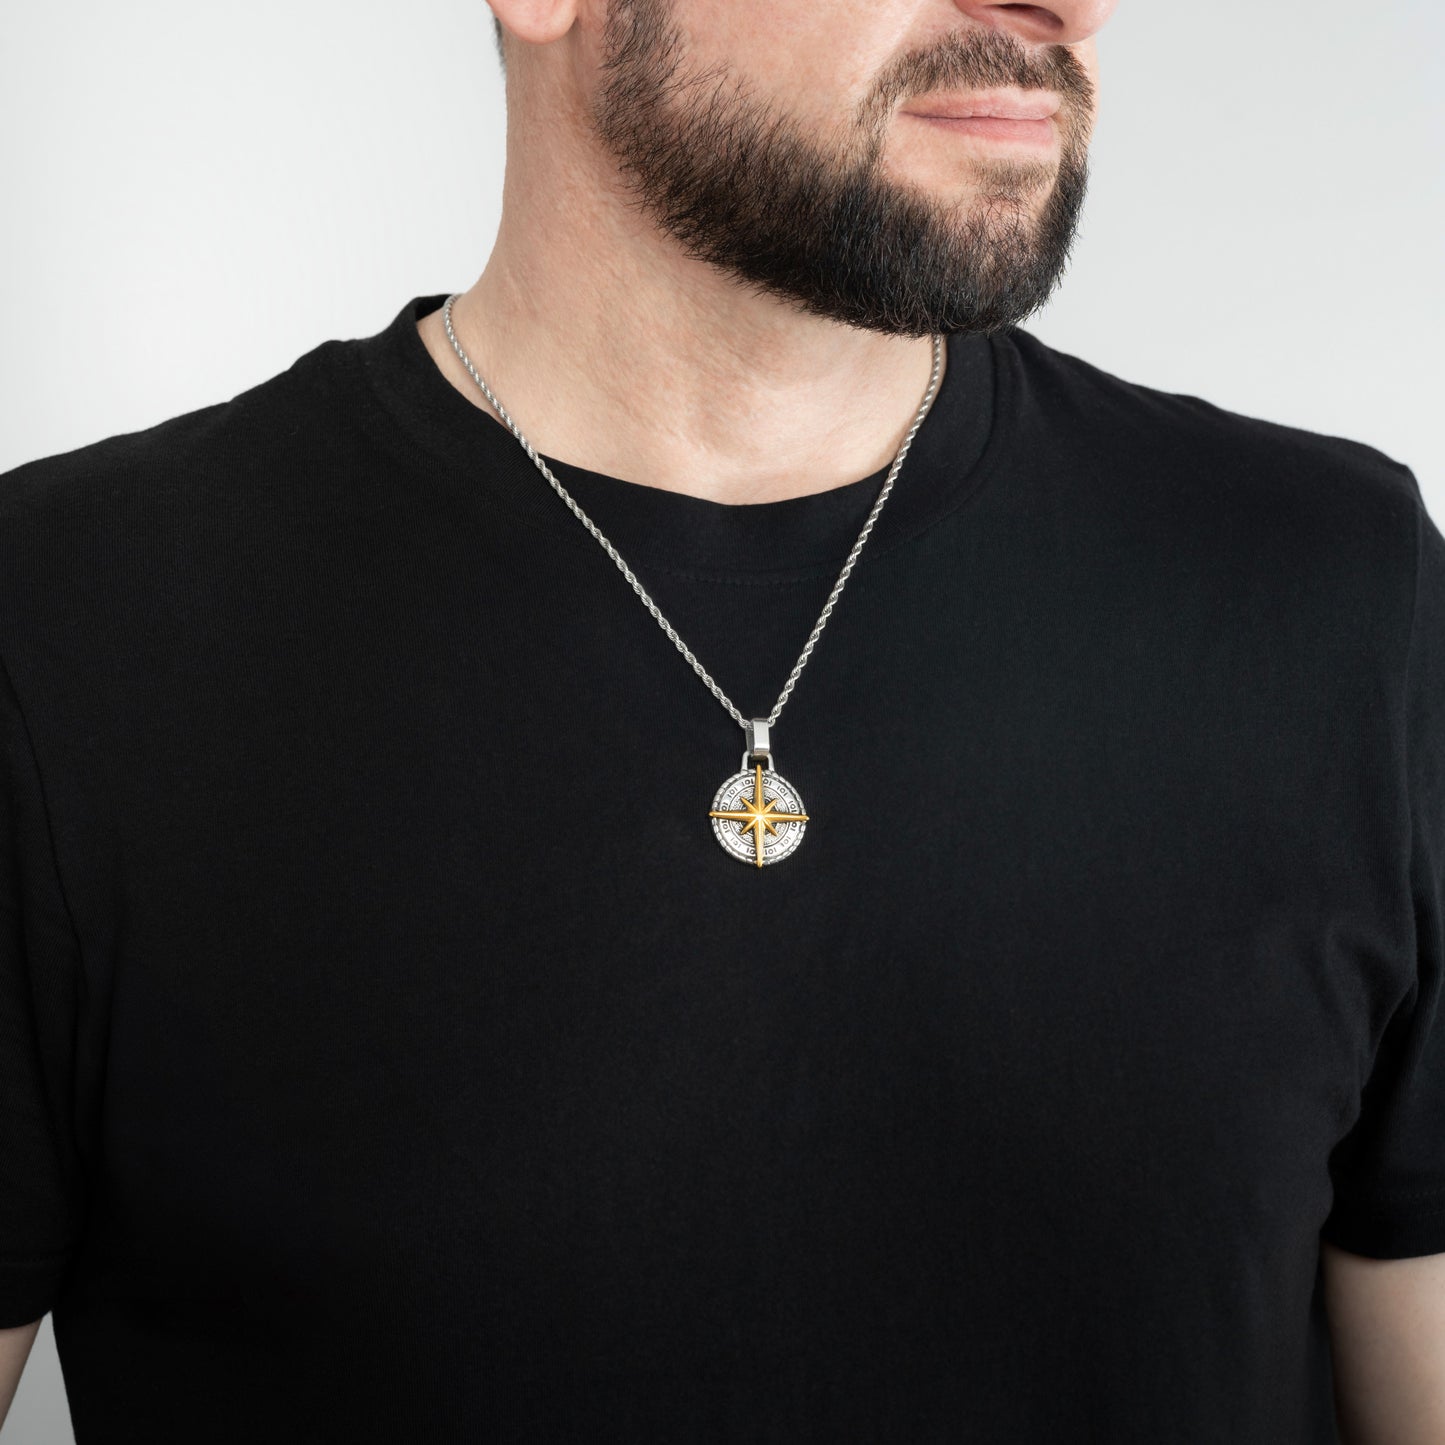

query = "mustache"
(884, 26), (1094, 116)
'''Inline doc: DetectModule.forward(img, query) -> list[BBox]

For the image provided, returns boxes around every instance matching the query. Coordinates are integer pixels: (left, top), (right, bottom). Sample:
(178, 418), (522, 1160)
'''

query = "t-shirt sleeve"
(1320, 477), (1445, 1259)
(0, 651), (89, 1327)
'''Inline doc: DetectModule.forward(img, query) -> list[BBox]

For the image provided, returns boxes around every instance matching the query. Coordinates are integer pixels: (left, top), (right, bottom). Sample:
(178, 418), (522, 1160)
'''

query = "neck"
(416, 145), (946, 507)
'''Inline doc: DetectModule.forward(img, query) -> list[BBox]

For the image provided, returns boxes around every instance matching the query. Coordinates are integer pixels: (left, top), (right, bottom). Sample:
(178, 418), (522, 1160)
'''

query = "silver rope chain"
(441, 293), (944, 733)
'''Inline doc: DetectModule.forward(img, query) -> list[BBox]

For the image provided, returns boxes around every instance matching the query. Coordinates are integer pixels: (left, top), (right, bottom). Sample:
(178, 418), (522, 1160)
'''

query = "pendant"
(708, 719), (809, 868)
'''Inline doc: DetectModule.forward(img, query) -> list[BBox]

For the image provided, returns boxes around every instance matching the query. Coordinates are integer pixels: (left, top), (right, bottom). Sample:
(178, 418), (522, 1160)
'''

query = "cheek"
(680, 0), (808, 66)
(675, 0), (894, 117)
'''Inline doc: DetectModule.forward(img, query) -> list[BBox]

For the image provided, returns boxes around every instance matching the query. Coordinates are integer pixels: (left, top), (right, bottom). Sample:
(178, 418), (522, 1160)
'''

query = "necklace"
(441, 294), (944, 868)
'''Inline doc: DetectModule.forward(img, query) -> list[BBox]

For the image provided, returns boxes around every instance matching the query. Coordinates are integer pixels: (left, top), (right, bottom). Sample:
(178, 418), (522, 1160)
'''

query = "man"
(2, 0), (1442, 1439)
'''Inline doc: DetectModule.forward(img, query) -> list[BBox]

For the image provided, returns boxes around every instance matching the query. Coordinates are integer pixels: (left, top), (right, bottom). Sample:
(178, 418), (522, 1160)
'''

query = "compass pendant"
(707, 719), (809, 868)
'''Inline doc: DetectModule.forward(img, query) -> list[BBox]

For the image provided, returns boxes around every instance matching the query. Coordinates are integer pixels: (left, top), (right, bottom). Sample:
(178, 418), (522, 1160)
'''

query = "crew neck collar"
(351, 293), (1013, 579)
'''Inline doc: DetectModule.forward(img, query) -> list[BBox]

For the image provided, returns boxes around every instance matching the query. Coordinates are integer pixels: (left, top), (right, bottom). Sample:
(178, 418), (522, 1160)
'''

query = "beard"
(588, 0), (1096, 338)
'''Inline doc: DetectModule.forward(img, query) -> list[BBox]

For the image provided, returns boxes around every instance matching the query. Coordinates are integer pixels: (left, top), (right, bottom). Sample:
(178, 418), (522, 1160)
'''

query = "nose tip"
(955, 0), (1118, 48)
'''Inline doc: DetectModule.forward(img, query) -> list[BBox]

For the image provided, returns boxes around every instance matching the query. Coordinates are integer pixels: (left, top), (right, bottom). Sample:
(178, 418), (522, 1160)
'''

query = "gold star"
(709, 762), (809, 868)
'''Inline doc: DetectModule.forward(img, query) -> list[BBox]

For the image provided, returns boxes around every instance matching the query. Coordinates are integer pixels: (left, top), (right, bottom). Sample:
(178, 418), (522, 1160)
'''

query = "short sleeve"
(1321, 478), (1445, 1259)
(0, 651), (88, 1326)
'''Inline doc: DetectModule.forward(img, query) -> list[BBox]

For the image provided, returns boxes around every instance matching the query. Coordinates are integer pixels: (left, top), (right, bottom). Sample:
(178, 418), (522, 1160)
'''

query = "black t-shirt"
(3, 294), (1444, 1444)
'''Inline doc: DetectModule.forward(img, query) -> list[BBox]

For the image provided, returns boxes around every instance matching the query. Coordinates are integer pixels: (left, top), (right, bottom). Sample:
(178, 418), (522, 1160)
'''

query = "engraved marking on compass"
(709, 763), (810, 869)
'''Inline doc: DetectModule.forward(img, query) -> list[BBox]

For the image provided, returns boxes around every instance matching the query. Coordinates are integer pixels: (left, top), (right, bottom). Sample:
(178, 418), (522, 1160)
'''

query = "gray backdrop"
(1, 1), (1441, 1439)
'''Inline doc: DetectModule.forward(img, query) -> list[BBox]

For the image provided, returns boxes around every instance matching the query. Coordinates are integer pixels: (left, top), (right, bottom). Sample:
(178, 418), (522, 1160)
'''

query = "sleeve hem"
(0, 1254), (73, 1329)
(1321, 1187), (1445, 1258)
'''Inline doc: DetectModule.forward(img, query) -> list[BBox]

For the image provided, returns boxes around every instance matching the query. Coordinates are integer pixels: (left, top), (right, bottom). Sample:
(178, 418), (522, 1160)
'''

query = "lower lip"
(910, 114), (1056, 145)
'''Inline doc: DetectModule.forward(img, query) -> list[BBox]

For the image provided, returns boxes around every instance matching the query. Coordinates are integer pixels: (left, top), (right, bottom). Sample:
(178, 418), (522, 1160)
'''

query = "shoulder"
(998, 323), (1427, 562)
(0, 332), (368, 604)
(0, 332), (370, 677)
(0, 333), (358, 539)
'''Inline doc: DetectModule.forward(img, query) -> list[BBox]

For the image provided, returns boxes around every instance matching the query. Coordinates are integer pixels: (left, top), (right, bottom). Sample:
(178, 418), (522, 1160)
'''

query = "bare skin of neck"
(416, 264), (943, 509)
(415, 82), (944, 508)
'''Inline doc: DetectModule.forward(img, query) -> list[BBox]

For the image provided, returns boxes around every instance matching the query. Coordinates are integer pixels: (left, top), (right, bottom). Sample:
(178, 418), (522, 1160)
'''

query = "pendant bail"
(743, 717), (773, 772)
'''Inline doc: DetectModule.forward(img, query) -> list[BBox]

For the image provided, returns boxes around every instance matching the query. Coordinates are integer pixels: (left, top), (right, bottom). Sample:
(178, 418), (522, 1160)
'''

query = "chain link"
(441, 294), (943, 733)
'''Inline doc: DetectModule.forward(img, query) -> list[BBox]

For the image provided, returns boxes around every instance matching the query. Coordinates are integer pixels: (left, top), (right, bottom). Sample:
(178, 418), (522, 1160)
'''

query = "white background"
(1, 2), (1442, 1438)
